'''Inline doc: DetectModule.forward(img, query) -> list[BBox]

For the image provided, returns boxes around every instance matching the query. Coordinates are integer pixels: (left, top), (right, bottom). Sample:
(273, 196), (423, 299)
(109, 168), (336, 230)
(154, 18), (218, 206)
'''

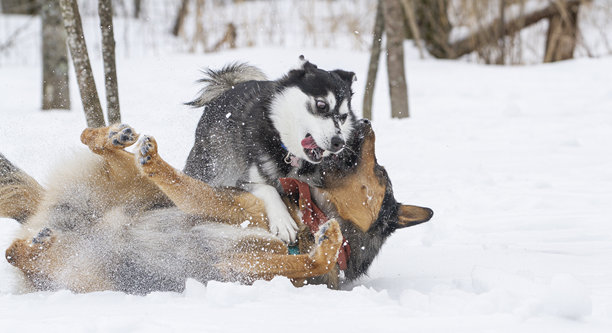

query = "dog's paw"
(267, 208), (299, 244)
(136, 135), (158, 166)
(312, 219), (342, 262)
(6, 228), (56, 270)
(32, 227), (53, 244)
(108, 124), (138, 148)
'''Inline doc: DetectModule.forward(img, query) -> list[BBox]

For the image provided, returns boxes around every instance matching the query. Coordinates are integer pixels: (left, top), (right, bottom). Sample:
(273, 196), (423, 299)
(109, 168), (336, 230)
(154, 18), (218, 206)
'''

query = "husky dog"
(1, 121), (433, 292)
(185, 57), (358, 244)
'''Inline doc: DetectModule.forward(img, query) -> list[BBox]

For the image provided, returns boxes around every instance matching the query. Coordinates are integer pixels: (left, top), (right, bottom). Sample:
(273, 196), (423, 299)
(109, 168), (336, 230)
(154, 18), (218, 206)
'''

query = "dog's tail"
(0, 153), (44, 223)
(186, 62), (267, 108)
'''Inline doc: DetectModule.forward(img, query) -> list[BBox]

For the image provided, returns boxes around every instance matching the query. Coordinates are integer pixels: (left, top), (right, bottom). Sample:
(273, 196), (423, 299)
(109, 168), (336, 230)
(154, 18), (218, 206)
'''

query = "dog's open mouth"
(301, 134), (325, 163)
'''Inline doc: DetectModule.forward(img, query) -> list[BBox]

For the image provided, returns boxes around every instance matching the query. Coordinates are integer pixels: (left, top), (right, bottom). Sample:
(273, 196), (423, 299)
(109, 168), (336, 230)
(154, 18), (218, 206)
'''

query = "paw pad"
(32, 227), (52, 244)
(108, 124), (138, 147)
(137, 136), (156, 165)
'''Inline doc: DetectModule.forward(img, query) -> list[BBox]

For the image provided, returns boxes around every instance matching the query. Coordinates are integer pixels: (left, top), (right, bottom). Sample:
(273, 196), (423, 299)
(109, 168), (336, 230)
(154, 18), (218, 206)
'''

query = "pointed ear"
(332, 70), (357, 86)
(296, 55), (318, 72)
(397, 204), (433, 228)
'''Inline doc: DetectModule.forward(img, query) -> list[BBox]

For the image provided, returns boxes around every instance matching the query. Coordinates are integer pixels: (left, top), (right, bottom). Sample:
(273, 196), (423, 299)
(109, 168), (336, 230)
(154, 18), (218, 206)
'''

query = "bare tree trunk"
(412, 0), (452, 59)
(544, 0), (580, 62)
(362, 0), (384, 120)
(190, 0), (207, 53)
(99, 0), (121, 124)
(400, 0), (425, 59)
(172, 0), (190, 37)
(382, 0), (409, 118)
(41, 0), (70, 110)
(497, 0), (506, 64)
(210, 23), (237, 52)
(59, 0), (105, 128)
(449, 0), (583, 60)
(1, 0), (39, 14)
(133, 0), (142, 18)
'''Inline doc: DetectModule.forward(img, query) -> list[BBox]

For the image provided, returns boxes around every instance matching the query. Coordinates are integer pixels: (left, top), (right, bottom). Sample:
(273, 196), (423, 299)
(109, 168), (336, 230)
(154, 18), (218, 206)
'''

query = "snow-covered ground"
(1, 46), (611, 332)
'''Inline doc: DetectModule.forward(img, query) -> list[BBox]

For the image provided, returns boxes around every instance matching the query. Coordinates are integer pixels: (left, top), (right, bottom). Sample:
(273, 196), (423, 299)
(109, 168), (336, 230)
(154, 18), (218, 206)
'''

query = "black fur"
(184, 60), (357, 190)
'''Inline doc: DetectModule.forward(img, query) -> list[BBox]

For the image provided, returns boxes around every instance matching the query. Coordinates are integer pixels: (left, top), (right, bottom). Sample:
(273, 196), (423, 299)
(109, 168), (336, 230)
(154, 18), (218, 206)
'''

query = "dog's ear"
(297, 55), (318, 72)
(396, 204), (433, 228)
(286, 55), (318, 79)
(333, 70), (357, 87)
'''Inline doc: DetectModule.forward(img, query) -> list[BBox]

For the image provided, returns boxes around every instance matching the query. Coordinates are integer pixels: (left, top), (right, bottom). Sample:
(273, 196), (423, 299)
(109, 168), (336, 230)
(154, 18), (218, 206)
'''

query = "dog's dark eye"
(316, 100), (328, 111)
(338, 113), (348, 124)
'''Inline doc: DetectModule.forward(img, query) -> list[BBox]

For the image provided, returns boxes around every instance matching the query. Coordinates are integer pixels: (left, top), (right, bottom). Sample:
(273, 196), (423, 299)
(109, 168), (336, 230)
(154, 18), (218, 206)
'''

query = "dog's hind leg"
(0, 153), (44, 223)
(136, 135), (270, 229)
(219, 219), (343, 281)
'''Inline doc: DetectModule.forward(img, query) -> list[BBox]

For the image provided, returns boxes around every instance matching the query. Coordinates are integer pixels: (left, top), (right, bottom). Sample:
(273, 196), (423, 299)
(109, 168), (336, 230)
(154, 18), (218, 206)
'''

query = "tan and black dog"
(0, 120), (432, 293)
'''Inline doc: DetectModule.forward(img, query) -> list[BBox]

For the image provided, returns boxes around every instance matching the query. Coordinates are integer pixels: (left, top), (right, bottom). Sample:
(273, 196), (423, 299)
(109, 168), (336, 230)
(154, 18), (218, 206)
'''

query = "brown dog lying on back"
(0, 120), (432, 293)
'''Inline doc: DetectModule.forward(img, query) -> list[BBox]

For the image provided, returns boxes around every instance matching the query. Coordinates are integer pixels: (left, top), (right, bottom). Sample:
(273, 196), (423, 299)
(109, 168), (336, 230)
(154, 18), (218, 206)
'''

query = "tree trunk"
(133, 0), (142, 18)
(497, 0), (506, 65)
(410, 0), (452, 59)
(400, 0), (425, 59)
(448, 0), (583, 60)
(382, 0), (409, 118)
(1, 0), (39, 14)
(41, 0), (70, 110)
(172, 0), (190, 37)
(59, 0), (105, 128)
(99, 0), (121, 124)
(362, 0), (384, 120)
(544, 0), (580, 63)
(190, 0), (207, 53)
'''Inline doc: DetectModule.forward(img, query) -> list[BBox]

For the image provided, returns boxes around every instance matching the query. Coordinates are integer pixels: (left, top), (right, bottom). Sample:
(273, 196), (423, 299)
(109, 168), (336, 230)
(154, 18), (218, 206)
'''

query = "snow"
(1, 45), (612, 332)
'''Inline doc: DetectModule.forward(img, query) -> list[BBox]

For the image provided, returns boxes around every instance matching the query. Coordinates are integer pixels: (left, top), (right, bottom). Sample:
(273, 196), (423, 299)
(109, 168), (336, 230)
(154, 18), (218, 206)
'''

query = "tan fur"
(0, 177), (43, 223)
(138, 136), (269, 229)
(220, 221), (342, 281)
(321, 126), (386, 232)
(5, 124), (343, 290)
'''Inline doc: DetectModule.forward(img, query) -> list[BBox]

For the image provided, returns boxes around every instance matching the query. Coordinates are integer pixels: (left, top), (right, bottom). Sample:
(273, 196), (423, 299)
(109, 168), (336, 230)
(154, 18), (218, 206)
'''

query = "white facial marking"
(269, 87), (353, 163)
(338, 99), (353, 138)
(325, 91), (336, 111)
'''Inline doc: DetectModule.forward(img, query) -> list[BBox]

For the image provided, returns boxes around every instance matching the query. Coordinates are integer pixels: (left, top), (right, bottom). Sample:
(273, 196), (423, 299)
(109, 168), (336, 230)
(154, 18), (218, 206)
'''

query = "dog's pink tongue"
(301, 136), (318, 149)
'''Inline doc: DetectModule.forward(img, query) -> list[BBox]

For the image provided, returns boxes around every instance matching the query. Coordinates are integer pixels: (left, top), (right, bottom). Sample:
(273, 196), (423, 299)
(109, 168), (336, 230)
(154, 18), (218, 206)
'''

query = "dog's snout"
(329, 136), (345, 152)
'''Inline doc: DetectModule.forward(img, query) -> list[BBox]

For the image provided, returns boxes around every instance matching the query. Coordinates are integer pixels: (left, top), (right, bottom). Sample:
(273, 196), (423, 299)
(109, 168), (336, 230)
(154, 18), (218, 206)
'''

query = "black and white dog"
(184, 57), (357, 243)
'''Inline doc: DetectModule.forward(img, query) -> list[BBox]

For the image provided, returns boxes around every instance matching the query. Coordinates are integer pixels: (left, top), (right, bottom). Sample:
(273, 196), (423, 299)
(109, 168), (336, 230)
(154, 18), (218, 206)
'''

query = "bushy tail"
(0, 153), (44, 223)
(186, 62), (267, 108)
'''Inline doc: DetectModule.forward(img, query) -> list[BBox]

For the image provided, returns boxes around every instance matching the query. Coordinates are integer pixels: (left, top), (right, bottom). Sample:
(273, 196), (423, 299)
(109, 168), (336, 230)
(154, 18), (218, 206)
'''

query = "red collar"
(279, 178), (350, 270)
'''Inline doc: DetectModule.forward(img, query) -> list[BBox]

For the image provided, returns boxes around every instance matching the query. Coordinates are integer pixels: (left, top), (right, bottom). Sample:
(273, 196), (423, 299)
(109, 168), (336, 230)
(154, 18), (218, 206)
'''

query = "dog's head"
(319, 119), (433, 279)
(270, 56), (357, 164)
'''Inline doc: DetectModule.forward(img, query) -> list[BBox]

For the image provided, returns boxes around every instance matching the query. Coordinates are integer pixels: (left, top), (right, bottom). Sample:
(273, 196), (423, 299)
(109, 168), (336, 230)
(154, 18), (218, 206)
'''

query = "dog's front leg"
(219, 219), (342, 281)
(247, 181), (299, 244)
